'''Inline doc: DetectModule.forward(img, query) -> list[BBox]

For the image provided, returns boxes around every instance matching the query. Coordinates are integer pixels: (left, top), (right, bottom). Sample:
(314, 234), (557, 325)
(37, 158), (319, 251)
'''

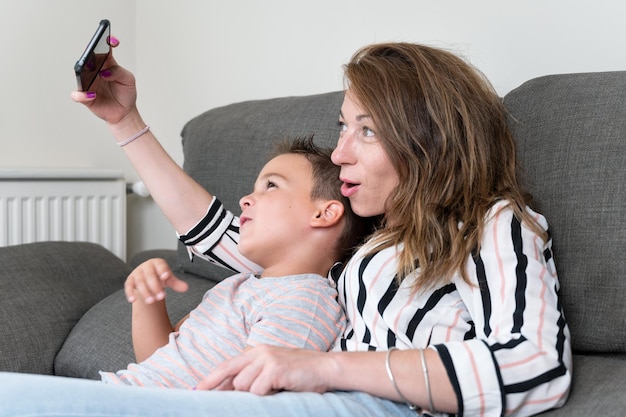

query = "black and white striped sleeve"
(177, 197), (262, 274)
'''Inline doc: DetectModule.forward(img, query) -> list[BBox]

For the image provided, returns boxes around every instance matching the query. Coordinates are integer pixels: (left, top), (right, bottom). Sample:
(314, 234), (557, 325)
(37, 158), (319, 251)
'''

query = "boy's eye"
(266, 180), (277, 189)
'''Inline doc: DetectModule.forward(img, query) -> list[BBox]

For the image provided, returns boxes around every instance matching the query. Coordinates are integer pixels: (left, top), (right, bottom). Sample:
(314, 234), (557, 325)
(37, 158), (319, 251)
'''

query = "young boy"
(100, 135), (370, 388)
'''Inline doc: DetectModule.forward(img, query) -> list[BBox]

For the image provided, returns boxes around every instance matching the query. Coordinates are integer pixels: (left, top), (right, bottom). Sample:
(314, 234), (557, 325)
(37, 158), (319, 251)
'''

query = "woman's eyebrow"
(339, 110), (372, 121)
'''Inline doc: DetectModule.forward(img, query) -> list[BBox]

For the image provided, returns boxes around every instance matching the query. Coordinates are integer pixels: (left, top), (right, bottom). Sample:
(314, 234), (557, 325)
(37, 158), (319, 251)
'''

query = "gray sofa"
(1, 71), (624, 415)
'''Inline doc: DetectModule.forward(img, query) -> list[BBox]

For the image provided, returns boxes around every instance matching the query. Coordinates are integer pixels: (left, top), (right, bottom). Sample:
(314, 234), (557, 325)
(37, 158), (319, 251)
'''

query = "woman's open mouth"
(340, 181), (360, 198)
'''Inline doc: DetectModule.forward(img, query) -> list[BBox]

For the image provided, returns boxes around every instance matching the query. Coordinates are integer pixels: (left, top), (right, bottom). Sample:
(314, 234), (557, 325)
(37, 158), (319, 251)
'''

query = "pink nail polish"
(107, 35), (120, 47)
(100, 69), (112, 78)
(86, 92), (96, 99)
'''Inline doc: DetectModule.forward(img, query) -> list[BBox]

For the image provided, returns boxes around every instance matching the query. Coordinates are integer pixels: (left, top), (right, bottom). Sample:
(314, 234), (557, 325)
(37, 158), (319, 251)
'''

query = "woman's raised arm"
(71, 38), (213, 234)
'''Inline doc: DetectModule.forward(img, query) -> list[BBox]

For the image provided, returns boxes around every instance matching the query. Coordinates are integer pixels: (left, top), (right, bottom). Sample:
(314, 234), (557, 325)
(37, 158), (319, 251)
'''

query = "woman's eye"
(337, 120), (376, 139)
(266, 180), (277, 189)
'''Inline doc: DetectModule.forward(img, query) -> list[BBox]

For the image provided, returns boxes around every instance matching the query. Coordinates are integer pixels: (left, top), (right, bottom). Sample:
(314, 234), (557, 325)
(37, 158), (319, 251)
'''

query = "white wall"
(2, 0), (624, 259)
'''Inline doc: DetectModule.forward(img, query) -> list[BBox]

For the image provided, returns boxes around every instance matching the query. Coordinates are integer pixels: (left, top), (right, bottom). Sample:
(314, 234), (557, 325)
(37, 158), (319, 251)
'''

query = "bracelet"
(385, 347), (418, 411)
(117, 125), (150, 147)
(420, 348), (435, 413)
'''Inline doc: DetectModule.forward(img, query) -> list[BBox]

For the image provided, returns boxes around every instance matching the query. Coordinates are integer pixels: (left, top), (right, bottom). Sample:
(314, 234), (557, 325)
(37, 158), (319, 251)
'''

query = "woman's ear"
(311, 200), (345, 228)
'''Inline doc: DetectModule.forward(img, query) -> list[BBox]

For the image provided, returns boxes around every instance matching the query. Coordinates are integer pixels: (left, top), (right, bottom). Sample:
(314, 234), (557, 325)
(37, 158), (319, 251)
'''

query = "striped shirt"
(101, 272), (345, 388)
(179, 197), (572, 417)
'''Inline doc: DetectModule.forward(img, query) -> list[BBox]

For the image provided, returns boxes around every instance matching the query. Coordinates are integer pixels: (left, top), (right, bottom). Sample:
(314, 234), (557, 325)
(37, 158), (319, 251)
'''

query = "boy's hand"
(125, 258), (189, 304)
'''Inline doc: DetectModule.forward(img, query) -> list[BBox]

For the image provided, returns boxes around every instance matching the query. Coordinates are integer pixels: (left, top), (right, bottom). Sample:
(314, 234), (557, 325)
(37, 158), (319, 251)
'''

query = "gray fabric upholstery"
(504, 71), (626, 354)
(0, 242), (130, 374)
(537, 354), (626, 415)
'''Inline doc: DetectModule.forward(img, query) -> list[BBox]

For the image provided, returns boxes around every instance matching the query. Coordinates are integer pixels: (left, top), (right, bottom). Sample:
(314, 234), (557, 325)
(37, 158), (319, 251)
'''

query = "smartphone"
(74, 19), (111, 92)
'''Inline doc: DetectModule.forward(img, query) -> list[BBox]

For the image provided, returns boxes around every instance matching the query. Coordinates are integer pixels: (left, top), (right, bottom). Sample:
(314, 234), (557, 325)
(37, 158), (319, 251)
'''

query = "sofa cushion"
(504, 71), (626, 353)
(176, 91), (345, 280)
(537, 354), (626, 416)
(0, 242), (130, 375)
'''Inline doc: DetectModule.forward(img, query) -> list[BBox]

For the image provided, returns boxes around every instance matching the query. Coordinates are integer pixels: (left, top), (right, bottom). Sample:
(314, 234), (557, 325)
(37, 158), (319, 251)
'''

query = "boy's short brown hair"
(272, 135), (374, 264)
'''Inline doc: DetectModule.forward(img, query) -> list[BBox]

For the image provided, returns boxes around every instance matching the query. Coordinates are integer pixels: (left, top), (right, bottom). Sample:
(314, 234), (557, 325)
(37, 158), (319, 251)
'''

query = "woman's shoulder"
(485, 199), (549, 231)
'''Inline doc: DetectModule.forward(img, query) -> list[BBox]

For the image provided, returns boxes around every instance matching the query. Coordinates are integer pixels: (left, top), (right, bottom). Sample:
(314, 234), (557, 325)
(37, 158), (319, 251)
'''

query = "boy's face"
(237, 153), (320, 269)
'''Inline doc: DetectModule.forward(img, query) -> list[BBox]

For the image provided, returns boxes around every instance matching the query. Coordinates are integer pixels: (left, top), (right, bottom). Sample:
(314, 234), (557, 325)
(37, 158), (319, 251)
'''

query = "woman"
(0, 41), (571, 417)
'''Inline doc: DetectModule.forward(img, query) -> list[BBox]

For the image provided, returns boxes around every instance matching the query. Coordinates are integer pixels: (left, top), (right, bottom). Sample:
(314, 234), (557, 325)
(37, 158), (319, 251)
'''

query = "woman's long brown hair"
(344, 42), (544, 291)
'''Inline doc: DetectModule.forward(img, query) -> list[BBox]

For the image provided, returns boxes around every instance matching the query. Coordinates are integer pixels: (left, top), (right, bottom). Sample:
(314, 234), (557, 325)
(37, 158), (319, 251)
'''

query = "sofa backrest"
(178, 72), (626, 355)
(504, 71), (626, 354)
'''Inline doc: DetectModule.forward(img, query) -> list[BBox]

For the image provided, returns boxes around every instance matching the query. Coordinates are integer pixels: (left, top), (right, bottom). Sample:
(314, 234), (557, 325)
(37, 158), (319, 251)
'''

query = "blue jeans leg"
(0, 372), (416, 417)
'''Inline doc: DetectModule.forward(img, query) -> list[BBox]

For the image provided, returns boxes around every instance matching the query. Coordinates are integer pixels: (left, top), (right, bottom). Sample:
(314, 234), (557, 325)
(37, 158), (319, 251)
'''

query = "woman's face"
(331, 90), (399, 217)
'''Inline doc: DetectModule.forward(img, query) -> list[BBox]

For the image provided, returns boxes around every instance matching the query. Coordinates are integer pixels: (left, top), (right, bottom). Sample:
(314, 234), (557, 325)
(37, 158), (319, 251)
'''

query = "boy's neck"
(259, 259), (334, 279)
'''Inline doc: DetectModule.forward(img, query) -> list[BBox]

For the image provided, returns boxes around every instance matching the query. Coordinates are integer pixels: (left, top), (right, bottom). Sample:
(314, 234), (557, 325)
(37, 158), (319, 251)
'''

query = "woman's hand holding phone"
(71, 21), (140, 127)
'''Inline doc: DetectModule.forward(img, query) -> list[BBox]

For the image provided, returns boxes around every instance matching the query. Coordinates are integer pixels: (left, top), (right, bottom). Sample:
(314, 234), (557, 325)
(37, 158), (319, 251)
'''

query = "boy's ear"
(311, 200), (344, 228)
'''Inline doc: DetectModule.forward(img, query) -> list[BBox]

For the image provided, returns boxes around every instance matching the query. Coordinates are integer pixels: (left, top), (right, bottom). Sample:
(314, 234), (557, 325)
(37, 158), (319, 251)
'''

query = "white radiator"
(0, 169), (127, 260)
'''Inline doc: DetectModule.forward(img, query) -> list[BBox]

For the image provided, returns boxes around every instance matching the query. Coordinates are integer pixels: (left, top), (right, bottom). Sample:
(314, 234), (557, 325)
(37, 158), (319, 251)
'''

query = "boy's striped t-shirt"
(101, 272), (345, 388)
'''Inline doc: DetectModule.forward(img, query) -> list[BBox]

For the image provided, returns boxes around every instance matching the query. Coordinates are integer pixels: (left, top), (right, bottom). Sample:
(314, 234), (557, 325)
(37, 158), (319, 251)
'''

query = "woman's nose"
(331, 134), (354, 165)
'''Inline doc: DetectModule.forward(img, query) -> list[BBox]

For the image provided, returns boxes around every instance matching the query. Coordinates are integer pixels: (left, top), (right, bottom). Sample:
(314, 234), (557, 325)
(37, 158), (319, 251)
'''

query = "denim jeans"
(0, 372), (416, 417)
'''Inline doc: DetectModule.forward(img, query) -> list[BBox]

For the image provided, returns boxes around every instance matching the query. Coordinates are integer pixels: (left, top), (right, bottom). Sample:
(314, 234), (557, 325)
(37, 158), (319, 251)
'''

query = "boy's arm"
(132, 299), (174, 363)
(126, 258), (190, 362)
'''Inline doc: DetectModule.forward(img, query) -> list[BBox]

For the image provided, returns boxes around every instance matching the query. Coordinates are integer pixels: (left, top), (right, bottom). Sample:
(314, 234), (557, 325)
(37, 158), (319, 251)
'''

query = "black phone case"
(74, 19), (111, 91)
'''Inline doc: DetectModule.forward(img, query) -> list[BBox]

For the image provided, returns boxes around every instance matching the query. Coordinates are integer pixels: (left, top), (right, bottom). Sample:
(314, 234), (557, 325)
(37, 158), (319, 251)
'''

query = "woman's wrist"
(321, 351), (347, 391)
(107, 110), (147, 144)
(117, 125), (150, 147)
(323, 350), (386, 393)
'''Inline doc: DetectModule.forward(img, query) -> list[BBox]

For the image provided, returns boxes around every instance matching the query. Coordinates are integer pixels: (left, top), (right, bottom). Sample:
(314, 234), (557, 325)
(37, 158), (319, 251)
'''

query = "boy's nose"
(239, 194), (254, 209)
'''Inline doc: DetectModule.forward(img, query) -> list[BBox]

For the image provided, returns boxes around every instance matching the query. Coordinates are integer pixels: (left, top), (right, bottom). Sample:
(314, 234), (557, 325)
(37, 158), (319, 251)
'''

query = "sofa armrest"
(0, 241), (131, 375)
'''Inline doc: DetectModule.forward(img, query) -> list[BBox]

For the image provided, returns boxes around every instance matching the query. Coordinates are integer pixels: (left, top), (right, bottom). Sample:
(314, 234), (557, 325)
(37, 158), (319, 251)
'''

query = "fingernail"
(86, 91), (96, 99)
(107, 35), (120, 47)
(192, 386), (197, 391)
(100, 69), (112, 78)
